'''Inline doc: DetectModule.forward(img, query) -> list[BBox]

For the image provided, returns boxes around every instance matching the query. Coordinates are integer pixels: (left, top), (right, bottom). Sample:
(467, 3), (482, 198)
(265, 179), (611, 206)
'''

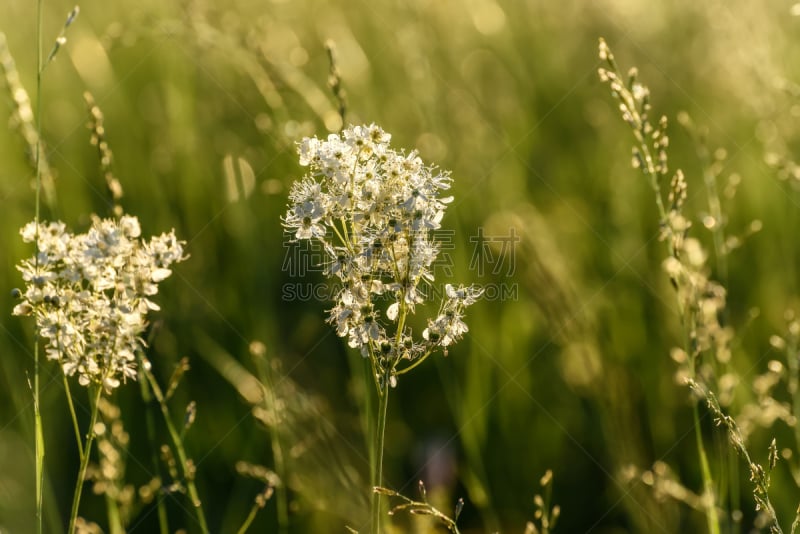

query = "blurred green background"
(2, 0), (800, 532)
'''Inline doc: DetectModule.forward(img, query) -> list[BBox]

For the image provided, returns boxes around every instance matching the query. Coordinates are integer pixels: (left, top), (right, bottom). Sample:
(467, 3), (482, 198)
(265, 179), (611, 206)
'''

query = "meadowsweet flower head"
(12, 215), (186, 390)
(284, 123), (481, 384)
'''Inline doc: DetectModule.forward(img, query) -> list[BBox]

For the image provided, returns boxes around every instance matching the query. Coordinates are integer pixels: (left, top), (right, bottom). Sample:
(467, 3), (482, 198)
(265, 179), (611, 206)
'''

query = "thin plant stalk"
(368, 253), (415, 533)
(63, 375), (84, 456)
(675, 195), (720, 534)
(33, 4), (78, 528)
(371, 373), (390, 534)
(234, 485), (274, 534)
(370, 293), (407, 533)
(728, 445), (741, 534)
(105, 494), (123, 534)
(33, 0), (44, 531)
(138, 355), (170, 534)
(143, 365), (210, 534)
(690, 382), (784, 533)
(692, 402), (719, 534)
(67, 383), (103, 534)
(33, 341), (44, 534)
(687, 326), (720, 534)
(598, 39), (720, 534)
(252, 355), (288, 534)
(359, 353), (376, 491)
(236, 504), (260, 534)
(34, 2), (42, 223)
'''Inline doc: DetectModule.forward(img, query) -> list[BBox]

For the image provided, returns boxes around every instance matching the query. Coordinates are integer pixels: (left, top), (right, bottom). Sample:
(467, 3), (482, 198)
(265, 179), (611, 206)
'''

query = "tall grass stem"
(67, 384), (103, 534)
(33, 0), (44, 531)
(371, 376), (389, 534)
(138, 355), (170, 534)
(685, 303), (720, 534)
(236, 501), (261, 534)
(63, 375), (84, 457)
(144, 365), (210, 534)
(105, 496), (123, 534)
(692, 401), (720, 534)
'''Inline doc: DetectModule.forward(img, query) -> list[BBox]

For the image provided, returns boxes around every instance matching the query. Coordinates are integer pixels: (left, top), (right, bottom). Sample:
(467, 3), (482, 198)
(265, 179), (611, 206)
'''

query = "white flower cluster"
(12, 215), (186, 390)
(284, 124), (481, 380)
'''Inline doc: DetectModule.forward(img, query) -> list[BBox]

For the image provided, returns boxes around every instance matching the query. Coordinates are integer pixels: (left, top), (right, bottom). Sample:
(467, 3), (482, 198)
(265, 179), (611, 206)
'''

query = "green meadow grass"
(2, 0), (800, 532)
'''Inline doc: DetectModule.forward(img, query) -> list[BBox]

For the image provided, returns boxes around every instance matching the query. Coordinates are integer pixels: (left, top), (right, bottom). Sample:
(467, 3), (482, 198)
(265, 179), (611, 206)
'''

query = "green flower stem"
(681, 311), (719, 534)
(236, 500), (261, 534)
(692, 401), (720, 534)
(371, 372), (390, 534)
(395, 349), (433, 376)
(63, 374), (84, 457)
(685, 316), (719, 534)
(138, 355), (170, 534)
(33, 356), (44, 534)
(144, 366), (210, 534)
(33, 0), (44, 531)
(67, 383), (103, 534)
(369, 245), (414, 533)
(105, 494), (123, 534)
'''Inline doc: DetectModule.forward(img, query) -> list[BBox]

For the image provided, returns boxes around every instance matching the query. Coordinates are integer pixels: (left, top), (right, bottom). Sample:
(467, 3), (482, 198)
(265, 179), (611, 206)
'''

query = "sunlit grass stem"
(685, 313), (720, 534)
(105, 495), (123, 534)
(371, 285), (408, 533)
(33, 1), (44, 531)
(143, 361), (210, 534)
(67, 383), (103, 534)
(236, 502), (260, 534)
(371, 370), (390, 534)
(599, 38), (720, 534)
(32, 5), (79, 529)
(63, 376), (84, 456)
(138, 354), (170, 534)
(692, 398), (720, 534)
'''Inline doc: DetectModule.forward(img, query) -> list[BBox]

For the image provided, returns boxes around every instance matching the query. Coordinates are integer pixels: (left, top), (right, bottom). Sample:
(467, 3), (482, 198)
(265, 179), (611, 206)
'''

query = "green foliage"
(2, 0), (800, 532)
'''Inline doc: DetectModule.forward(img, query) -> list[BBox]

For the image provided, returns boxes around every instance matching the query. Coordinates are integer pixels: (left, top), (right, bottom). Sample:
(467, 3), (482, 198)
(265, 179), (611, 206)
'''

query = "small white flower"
(386, 302), (399, 321)
(119, 215), (141, 238)
(445, 284), (484, 306)
(151, 268), (173, 282)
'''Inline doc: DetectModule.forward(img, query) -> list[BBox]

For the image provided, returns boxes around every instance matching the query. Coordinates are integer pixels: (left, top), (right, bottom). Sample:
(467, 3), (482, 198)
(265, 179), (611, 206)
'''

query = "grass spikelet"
(0, 31), (57, 209)
(84, 91), (123, 217)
